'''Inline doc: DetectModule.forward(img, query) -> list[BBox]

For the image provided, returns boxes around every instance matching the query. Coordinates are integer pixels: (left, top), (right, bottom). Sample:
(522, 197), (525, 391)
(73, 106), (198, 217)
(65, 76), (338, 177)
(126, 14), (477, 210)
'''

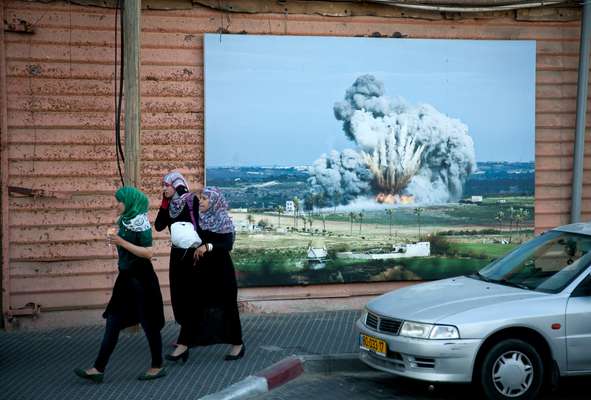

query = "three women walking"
(75, 173), (244, 384)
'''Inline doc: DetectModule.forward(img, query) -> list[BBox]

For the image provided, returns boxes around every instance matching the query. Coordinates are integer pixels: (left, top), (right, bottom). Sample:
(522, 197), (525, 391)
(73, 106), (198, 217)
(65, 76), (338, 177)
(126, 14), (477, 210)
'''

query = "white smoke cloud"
(308, 149), (372, 205)
(311, 74), (476, 205)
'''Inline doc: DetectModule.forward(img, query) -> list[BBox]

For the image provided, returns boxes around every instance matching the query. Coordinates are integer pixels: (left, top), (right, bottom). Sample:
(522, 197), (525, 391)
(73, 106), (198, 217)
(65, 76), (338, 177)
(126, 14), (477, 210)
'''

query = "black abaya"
(155, 199), (243, 347)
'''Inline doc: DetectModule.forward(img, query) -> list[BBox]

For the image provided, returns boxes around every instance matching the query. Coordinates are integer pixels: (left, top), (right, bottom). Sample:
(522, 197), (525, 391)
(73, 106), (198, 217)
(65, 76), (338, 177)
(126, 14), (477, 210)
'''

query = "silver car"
(357, 222), (591, 400)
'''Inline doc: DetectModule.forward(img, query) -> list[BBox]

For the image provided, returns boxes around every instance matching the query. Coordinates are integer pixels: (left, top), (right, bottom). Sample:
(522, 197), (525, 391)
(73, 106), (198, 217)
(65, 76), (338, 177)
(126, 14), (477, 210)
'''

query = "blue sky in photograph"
(204, 34), (535, 167)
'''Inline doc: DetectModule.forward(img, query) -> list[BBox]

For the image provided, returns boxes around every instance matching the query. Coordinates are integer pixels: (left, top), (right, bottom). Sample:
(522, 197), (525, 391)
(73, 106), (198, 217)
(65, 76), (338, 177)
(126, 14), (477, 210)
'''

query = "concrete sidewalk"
(0, 310), (359, 400)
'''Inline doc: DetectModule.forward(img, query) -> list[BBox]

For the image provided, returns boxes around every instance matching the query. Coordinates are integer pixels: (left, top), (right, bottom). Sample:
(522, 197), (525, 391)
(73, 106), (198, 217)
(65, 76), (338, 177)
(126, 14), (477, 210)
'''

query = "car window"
(478, 231), (591, 293)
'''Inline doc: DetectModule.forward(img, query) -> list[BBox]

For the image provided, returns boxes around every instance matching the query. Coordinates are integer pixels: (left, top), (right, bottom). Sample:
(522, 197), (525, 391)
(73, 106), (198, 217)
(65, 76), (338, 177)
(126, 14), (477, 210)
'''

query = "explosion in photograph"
(204, 34), (536, 288)
(309, 74), (476, 206)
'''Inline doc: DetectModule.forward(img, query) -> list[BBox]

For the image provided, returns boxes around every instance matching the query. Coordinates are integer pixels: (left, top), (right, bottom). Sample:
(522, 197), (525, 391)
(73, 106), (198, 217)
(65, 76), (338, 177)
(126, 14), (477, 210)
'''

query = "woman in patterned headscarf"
(75, 187), (166, 383)
(161, 171), (193, 219)
(155, 171), (203, 362)
(191, 187), (244, 360)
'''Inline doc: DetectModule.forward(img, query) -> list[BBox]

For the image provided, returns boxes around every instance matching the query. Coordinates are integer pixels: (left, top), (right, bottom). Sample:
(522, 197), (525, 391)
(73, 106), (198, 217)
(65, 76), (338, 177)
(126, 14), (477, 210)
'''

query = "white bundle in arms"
(170, 222), (202, 249)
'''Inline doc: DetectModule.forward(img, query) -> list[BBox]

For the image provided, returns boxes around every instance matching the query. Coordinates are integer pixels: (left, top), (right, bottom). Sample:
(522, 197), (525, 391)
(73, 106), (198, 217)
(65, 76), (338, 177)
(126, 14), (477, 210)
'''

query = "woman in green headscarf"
(75, 187), (166, 383)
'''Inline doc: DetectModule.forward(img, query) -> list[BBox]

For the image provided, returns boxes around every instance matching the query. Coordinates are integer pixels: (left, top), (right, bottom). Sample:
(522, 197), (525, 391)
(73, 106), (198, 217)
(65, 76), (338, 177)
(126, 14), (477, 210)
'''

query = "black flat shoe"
(138, 367), (167, 381)
(74, 368), (104, 383)
(165, 349), (189, 363)
(224, 345), (245, 361)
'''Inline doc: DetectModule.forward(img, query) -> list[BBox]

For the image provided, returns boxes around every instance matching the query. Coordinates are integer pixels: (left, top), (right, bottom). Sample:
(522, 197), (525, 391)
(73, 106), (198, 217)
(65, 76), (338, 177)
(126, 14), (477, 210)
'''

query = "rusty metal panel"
(1, 0), (588, 327)
(3, 0), (202, 325)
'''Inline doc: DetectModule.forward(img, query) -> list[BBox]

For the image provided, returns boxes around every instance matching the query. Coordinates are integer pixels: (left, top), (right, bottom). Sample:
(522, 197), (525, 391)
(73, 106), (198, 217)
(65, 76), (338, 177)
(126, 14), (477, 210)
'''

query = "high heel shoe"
(138, 367), (167, 381)
(74, 368), (104, 383)
(165, 349), (189, 363)
(224, 344), (245, 361)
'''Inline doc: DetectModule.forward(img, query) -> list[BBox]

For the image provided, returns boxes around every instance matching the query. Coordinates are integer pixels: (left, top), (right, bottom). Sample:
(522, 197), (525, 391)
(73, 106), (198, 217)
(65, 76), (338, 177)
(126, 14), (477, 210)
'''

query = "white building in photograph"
(285, 200), (295, 216)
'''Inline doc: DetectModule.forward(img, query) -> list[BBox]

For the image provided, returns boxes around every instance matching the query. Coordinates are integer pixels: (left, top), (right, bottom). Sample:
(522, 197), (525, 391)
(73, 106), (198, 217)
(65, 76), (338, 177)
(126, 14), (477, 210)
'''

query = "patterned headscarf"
(163, 171), (193, 219)
(115, 186), (151, 232)
(198, 187), (234, 234)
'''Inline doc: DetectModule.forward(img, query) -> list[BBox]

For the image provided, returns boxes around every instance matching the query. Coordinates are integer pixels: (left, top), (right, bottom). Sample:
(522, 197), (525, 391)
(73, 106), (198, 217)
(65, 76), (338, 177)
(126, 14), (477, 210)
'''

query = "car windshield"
(475, 230), (591, 293)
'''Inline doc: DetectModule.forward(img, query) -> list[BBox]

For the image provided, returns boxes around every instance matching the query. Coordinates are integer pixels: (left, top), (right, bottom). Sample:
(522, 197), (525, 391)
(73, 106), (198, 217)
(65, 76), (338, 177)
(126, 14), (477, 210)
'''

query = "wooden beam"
(1, 0), (11, 329)
(123, 0), (142, 187)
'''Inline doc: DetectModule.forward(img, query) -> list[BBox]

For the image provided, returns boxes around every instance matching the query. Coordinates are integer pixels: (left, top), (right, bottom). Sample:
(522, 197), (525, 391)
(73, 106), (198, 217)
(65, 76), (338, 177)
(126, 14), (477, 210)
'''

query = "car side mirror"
(574, 287), (591, 297)
(572, 275), (591, 297)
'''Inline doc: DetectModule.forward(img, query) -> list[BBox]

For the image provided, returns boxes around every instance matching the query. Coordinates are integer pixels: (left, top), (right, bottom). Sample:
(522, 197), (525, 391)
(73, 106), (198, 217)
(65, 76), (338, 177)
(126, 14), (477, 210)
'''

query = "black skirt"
(169, 246), (243, 346)
(103, 258), (165, 331)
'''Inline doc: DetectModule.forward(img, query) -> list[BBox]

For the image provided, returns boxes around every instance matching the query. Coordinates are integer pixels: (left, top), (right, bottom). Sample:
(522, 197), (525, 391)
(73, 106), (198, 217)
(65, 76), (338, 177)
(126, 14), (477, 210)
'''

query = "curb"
(199, 353), (365, 400)
(300, 353), (367, 374)
(199, 356), (305, 400)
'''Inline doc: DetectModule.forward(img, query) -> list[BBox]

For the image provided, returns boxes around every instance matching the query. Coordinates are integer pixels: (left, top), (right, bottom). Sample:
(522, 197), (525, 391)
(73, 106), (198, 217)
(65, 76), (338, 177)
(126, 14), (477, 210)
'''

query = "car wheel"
(480, 339), (544, 400)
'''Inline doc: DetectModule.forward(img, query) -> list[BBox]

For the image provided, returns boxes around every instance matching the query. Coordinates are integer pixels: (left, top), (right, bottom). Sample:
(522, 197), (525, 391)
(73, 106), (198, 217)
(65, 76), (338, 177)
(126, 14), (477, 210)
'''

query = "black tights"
(94, 314), (162, 372)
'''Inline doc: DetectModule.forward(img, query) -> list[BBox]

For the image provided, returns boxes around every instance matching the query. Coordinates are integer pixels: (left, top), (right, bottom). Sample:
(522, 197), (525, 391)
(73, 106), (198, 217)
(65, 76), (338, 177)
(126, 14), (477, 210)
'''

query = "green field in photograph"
(321, 196), (533, 228)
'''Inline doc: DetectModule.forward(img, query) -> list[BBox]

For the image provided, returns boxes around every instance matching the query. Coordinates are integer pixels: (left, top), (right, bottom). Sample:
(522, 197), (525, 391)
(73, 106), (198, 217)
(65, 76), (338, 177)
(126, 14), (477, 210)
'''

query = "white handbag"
(170, 221), (202, 249)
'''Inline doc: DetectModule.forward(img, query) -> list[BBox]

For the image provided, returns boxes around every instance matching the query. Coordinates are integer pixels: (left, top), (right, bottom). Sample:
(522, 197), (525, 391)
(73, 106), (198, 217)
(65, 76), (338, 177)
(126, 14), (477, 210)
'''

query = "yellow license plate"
(360, 334), (387, 356)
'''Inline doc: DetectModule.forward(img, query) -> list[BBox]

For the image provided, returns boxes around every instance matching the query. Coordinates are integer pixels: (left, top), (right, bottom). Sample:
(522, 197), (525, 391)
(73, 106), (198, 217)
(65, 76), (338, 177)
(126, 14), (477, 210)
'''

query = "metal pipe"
(368, 0), (568, 13)
(0, 0), (11, 329)
(571, 2), (591, 223)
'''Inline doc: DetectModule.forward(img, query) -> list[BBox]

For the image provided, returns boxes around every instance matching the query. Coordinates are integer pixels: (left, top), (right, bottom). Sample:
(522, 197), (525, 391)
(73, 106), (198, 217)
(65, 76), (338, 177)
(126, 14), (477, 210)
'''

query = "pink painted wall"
(0, 0), (587, 327)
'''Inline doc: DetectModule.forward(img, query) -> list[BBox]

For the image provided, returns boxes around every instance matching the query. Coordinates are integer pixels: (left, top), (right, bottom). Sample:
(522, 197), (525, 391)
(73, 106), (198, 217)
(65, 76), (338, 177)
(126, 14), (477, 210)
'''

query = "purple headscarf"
(163, 171), (193, 219)
(198, 187), (234, 234)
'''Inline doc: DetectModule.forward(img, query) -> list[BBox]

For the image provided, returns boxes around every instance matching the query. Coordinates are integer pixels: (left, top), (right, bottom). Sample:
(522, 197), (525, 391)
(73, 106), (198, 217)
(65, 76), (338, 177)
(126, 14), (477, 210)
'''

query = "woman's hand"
(107, 226), (153, 259)
(193, 244), (208, 265)
(107, 228), (122, 246)
(160, 193), (170, 209)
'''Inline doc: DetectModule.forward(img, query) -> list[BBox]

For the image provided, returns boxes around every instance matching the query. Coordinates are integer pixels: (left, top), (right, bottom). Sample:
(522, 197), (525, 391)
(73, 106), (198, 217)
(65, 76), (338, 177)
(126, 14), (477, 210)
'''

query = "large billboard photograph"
(204, 34), (536, 287)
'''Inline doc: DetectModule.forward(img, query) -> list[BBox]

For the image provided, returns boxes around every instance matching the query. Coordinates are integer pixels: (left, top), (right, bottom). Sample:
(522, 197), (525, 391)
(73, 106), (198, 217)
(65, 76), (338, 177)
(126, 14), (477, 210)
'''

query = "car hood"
(367, 276), (546, 324)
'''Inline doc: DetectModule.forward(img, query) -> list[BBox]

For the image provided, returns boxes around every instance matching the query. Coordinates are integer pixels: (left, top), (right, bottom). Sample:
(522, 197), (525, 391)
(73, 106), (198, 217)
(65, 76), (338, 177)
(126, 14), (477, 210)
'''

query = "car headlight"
(360, 309), (368, 324)
(400, 321), (433, 339)
(430, 325), (460, 339)
(400, 321), (460, 340)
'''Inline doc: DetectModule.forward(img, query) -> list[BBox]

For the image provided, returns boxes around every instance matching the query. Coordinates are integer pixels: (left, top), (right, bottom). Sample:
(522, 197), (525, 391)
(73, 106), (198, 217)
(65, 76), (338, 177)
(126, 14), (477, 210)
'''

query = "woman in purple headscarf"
(191, 187), (244, 360)
(156, 175), (243, 362)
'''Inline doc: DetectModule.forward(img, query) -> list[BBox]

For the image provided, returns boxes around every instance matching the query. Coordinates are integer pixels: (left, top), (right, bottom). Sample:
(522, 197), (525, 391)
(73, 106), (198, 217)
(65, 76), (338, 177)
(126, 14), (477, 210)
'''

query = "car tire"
(480, 338), (544, 400)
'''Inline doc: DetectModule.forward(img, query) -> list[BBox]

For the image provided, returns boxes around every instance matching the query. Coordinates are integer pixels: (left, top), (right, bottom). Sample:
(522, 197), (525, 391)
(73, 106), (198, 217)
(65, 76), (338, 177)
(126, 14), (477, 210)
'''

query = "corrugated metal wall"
(3, 0), (203, 318)
(0, 0), (586, 326)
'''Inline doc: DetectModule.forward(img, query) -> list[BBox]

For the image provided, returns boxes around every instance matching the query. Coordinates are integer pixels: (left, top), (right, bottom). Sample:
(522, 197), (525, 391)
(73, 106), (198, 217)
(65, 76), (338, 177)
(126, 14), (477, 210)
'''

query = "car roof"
(553, 222), (591, 236)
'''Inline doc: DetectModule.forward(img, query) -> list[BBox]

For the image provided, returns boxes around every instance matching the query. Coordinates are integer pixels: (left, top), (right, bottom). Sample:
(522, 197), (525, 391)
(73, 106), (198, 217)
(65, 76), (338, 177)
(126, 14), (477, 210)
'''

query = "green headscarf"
(115, 186), (149, 228)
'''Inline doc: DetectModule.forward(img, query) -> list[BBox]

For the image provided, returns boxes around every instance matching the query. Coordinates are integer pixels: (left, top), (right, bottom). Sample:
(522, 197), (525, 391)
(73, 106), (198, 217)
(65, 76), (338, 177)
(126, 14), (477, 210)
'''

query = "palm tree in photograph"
(358, 211), (364, 235)
(321, 214), (327, 233)
(313, 193), (324, 216)
(308, 216), (314, 232)
(333, 191), (341, 214)
(309, 194), (317, 215)
(414, 207), (424, 241)
(386, 208), (394, 237)
(247, 214), (255, 230)
(508, 207), (516, 242)
(303, 194), (314, 213)
(514, 209), (523, 240)
(349, 212), (356, 235)
(293, 197), (300, 228)
(521, 209), (530, 240)
(275, 205), (284, 227)
(495, 210), (504, 232)
(514, 208), (529, 241)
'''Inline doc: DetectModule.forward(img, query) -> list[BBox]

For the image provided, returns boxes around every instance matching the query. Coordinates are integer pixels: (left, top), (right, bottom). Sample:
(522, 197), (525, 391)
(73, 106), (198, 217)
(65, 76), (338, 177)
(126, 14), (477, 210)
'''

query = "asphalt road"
(260, 371), (589, 400)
